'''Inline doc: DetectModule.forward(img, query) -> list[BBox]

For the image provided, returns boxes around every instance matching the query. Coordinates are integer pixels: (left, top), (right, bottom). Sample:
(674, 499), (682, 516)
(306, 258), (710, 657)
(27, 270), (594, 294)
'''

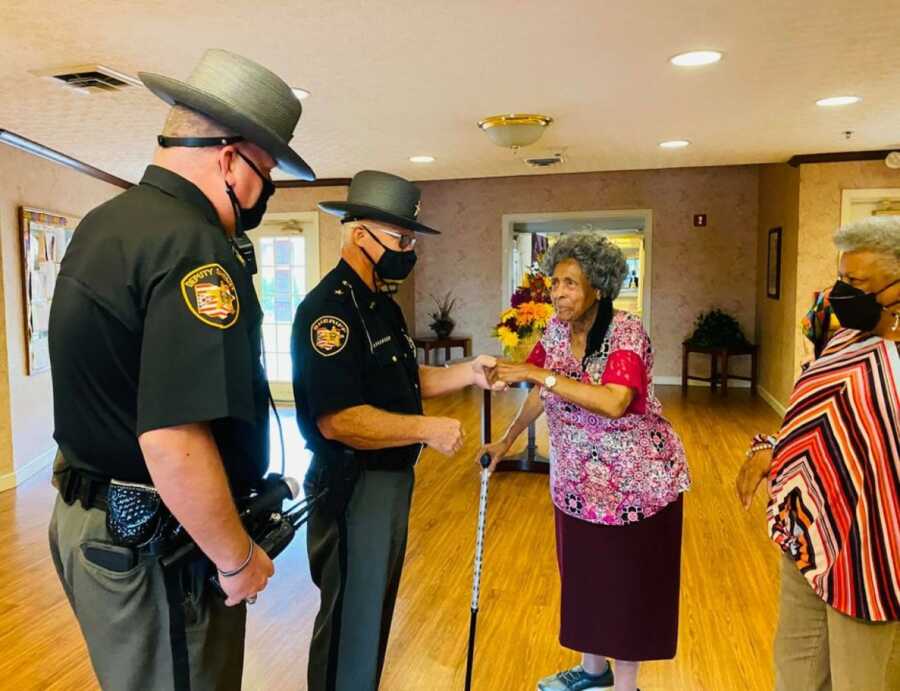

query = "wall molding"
(757, 386), (787, 418)
(787, 149), (894, 167)
(653, 376), (751, 389)
(0, 445), (56, 493)
(274, 178), (351, 189)
(0, 129), (133, 189)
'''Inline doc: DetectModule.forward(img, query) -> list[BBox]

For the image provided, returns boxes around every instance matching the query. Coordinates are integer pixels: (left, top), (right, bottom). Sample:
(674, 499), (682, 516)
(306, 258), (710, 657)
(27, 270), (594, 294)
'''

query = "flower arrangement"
(494, 267), (554, 358)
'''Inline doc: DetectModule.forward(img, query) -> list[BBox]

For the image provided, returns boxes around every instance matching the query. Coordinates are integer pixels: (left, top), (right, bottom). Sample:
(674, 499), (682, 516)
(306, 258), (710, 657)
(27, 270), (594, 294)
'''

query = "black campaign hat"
(319, 170), (439, 234)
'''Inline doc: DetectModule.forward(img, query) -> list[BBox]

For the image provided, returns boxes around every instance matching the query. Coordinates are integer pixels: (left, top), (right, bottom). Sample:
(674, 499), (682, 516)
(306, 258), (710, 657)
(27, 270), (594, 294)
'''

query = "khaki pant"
(774, 555), (900, 691)
(48, 494), (246, 691)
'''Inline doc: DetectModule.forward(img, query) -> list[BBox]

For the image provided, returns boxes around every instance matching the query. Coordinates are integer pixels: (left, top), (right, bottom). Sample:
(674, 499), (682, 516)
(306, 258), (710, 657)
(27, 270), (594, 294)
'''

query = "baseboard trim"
(0, 445), (56, 493)
(653, 376), (751, 389)
(757, 387), (787, 418)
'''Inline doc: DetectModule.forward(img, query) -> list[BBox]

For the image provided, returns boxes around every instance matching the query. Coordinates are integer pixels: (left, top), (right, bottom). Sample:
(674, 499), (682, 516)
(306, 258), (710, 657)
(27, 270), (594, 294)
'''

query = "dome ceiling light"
(477, 113), (553, 149)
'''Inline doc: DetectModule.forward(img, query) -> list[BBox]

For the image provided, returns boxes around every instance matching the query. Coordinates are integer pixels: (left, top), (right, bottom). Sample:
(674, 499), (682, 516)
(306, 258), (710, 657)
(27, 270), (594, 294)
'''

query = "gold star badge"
(310, 316), (349, 357)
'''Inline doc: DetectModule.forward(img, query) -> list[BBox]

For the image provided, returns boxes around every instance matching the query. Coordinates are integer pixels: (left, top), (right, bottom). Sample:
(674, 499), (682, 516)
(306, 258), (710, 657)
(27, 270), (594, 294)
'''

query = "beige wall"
(756, 164), (801, 408)
(414, 166), (760, 379)
(0, 145), (121, 482)
(268, 184), (416, 329)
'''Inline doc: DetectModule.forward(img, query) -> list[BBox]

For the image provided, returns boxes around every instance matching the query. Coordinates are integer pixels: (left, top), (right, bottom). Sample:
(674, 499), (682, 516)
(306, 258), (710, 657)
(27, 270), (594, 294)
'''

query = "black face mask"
(225, 151), (275, 234)
(829, 278), (900, 332)
(360, 227), (417, 292)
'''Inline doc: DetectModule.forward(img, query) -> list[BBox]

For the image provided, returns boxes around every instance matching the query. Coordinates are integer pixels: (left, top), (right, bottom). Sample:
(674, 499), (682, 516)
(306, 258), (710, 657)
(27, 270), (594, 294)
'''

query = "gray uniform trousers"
(48, 494), (246, 690)
(305, 465), (415, 691)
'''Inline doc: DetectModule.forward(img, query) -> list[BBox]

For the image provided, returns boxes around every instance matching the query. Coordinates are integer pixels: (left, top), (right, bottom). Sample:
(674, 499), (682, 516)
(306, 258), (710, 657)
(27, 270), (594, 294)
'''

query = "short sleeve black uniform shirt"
(291, 260), (423, 469)
(49, 165), (269, 493)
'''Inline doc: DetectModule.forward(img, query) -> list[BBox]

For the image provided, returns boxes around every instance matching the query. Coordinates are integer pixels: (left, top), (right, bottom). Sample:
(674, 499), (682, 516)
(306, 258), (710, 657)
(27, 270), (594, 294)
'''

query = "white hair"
(541, 232), (629, 300)
(834, 216), (900, 273)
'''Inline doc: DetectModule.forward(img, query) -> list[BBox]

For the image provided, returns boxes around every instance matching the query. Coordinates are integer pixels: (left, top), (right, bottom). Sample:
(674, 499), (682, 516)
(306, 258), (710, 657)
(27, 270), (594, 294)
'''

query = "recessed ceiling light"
(816, 95), (860, 107)
(409, 155), (435, 163)
(670, 50), (723, 67)
(292, 87), (310, 100)
(659, 139), (690, 149)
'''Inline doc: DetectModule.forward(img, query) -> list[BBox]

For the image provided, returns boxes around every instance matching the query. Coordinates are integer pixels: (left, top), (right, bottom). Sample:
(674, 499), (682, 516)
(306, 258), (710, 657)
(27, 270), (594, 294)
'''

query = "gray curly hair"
(834, 216), (900, 273)
(541, 232), (629, 300)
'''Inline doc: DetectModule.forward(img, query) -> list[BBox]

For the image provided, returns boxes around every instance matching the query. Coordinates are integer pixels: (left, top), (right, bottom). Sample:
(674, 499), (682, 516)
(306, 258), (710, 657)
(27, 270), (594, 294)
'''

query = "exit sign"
(693, 214), (708, 227)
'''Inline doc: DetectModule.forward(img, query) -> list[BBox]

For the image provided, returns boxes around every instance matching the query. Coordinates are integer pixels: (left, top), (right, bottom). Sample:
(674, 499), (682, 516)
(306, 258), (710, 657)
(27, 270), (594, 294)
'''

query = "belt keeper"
(78, 477), (92, 510)
(60, 470), (75, 504)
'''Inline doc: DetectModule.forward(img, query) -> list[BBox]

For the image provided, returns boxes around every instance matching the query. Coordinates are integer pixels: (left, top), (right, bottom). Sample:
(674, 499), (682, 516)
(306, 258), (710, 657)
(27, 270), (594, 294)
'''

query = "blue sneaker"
(536, 664), (614, 690)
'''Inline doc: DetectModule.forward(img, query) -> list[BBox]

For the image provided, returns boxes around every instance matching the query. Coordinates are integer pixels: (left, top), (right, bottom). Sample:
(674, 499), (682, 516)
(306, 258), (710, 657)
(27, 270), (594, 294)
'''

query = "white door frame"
(500, 209), (653, 332)
(253, 211), (320, 402)
(840, 187), (900, 226)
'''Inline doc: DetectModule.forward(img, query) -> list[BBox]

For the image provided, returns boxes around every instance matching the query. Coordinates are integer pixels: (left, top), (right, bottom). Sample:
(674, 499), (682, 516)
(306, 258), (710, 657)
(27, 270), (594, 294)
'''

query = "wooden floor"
(0, 386), (782, 691)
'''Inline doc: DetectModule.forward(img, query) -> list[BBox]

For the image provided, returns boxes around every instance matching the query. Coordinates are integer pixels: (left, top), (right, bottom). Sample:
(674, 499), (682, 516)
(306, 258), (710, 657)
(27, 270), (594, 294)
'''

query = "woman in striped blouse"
(737, 216), (900, 691)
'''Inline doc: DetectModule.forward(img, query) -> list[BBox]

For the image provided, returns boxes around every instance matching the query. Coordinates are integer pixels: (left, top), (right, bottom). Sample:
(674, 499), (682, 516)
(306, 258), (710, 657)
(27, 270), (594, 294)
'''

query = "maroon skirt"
(555, 494), (684, 661)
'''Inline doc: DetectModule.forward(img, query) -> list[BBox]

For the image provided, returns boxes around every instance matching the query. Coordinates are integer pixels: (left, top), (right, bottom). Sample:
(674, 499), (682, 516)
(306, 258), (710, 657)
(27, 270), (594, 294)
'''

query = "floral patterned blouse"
(528, 311), (691, 525)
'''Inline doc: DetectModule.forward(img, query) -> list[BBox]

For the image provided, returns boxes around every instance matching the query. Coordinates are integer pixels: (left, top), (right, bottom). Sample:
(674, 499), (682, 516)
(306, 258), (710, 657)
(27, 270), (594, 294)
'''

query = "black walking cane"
(465, 454), (492, 691)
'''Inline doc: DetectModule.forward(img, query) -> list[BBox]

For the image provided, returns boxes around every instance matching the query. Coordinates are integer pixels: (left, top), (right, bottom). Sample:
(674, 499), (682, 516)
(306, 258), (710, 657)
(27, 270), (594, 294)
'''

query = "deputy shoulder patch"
(180, 263), (239, 329)
(311, 316), (349, 357)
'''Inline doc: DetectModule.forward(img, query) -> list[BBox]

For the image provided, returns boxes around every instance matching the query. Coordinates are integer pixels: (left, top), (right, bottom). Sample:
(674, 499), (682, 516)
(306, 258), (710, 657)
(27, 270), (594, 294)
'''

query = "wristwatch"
(543, 374), (557, 390)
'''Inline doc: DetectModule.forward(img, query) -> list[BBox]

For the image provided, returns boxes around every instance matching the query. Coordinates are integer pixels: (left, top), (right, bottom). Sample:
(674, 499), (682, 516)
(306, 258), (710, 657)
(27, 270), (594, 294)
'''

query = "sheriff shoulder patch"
(180, 263), (240, 329)
(311, 316), (349, 357)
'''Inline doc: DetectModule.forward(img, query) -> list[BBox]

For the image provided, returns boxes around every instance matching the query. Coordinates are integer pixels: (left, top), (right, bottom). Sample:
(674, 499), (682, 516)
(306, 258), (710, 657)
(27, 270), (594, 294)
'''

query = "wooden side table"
(413, 336), (472, 364)
(681, 342), (759, 395)
(481, 382), (549, 474)
(720, 343), (759, 396)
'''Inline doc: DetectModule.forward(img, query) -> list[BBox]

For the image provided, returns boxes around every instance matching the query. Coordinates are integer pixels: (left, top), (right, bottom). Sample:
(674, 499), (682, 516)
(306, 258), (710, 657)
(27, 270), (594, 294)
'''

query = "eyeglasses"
(369, 226), (417, 250)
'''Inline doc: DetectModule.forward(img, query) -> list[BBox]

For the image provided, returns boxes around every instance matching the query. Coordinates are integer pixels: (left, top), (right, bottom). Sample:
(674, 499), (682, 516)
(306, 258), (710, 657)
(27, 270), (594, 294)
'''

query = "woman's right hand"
(735, 448), (773, 510)
(477, 438), (513, 473)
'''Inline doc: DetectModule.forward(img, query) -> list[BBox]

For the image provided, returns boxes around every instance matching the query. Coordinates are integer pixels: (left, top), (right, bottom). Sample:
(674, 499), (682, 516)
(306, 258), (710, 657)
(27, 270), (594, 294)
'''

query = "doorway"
(251, 211), (320, 403)
(501, 210), (653, 331)
(840, 188), (900, 225)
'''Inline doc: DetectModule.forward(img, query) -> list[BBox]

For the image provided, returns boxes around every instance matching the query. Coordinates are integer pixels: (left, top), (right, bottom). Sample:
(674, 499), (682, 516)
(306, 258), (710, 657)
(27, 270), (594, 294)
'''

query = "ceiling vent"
(524, 150), (565, 168)
(33, 64), (142, 94)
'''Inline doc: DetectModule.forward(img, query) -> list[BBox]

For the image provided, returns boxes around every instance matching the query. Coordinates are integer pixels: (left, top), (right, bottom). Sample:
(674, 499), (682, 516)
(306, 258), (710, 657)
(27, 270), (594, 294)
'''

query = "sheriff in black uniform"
(292, 171), (500, 691)
(47, 50), (315, 691)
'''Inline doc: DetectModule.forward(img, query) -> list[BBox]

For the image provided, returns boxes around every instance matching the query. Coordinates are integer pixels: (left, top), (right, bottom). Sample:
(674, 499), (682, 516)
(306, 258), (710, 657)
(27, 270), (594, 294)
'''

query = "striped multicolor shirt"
(768, 329), (900, 621)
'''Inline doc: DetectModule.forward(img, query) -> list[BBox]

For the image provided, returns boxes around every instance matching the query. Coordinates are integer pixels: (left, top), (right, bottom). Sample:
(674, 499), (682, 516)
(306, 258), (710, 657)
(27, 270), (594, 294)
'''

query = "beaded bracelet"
(746, 433), (777, 459)
(752, 433), (778, 447)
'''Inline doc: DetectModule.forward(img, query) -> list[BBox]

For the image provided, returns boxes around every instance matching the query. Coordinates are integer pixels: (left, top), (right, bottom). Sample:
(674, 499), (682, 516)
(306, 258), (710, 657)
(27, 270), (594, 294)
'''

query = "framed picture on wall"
(19, 207), (79, 375)
(766, 226), (782, 300)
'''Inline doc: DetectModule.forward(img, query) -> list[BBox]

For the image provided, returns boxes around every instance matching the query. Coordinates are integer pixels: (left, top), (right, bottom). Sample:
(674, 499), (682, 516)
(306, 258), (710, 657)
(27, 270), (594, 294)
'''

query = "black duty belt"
(57, 466), (109, 511)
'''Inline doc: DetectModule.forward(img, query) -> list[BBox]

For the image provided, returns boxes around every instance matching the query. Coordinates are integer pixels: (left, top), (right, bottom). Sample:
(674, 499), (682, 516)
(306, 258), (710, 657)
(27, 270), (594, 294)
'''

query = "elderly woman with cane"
(737, 216), (900, 691)
(481, 233), (690, 691)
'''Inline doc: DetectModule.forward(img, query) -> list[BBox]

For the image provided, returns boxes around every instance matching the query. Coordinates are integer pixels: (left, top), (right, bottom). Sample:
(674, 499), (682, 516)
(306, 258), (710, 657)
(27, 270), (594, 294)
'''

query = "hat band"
(157, 135), (245, 148)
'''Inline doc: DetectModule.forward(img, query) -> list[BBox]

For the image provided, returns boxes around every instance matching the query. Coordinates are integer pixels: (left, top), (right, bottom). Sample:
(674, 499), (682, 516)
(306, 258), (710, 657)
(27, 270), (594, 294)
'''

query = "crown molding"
(787, 149), (894, 167)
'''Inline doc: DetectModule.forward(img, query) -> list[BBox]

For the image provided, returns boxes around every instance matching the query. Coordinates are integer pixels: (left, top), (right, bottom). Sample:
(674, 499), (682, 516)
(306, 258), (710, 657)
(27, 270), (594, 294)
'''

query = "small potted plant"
(429, 292), (457, 339)
(686, 308), (750, 348)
